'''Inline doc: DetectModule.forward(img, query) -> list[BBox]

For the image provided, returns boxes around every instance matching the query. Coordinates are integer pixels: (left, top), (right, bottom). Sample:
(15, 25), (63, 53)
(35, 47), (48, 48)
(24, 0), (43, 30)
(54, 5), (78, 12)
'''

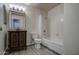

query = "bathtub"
(41, 38), (64, 55)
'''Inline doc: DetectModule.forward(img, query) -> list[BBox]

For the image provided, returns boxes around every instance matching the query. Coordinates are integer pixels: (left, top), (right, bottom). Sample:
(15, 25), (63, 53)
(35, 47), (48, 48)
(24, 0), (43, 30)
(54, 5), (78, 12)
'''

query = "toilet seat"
(34, 39), (41, 43)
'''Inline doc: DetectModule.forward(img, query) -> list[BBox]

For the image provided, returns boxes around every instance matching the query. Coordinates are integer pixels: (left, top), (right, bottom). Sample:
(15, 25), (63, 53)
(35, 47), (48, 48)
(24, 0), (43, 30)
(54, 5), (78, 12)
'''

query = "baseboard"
(4, 43), (35, 55)
(41, 44), (61, 55)
(27, 44), (35, 47)
(4, 48), (11, 55)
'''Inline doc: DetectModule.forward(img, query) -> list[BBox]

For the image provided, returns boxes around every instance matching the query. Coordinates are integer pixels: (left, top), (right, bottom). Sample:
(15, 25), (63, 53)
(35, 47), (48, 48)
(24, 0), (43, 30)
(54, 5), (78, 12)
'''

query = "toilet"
(31, 33), (41, 49)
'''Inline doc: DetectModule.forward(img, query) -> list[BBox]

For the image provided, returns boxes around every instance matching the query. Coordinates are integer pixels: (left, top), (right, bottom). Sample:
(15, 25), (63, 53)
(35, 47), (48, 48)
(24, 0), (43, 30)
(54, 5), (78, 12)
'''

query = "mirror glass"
(13, 18), (20, 30)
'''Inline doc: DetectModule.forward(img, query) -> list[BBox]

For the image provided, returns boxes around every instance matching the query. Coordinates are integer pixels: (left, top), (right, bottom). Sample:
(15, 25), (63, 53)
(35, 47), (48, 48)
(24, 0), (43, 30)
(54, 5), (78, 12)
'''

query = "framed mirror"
(8, 10), (26, 30)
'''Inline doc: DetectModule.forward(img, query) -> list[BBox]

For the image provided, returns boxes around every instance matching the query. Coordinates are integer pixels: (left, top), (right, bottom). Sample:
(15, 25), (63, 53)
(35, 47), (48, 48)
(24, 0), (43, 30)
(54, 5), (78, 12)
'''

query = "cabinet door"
(19, 31), (26, 47)
(9, 32), (19, 49)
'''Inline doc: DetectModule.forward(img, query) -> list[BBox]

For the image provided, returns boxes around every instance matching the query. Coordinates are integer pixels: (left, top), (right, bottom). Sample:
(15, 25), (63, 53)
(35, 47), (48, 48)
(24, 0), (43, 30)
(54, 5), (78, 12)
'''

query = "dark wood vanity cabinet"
(8, 31), (27, 52)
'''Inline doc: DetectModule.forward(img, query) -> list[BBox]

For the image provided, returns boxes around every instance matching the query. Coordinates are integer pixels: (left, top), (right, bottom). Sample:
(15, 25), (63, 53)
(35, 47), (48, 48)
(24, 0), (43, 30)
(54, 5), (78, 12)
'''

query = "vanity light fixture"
(9, 4), (26, 12)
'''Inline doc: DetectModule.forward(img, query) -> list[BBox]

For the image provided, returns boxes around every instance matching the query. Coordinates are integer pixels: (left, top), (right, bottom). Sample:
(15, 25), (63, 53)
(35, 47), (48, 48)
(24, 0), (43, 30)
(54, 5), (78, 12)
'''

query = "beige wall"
(0, 4), (5, 54)
(25, 6), (43, 45)
(41, 11), (48, 38)
(25, 7), (38, 33)
(48, 4), (64, 44)
(64, 4), (79, 55)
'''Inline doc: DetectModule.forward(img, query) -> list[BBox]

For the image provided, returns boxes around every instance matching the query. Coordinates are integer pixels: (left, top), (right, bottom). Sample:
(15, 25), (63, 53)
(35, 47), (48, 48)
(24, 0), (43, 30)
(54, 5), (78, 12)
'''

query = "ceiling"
(25, 3), (60, 11)
(13, 3), (60, 11)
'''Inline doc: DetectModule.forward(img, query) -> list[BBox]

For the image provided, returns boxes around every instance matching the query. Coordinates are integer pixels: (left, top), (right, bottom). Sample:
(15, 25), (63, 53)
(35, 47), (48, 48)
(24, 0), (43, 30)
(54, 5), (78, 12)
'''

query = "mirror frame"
(8, 10), (26, 30)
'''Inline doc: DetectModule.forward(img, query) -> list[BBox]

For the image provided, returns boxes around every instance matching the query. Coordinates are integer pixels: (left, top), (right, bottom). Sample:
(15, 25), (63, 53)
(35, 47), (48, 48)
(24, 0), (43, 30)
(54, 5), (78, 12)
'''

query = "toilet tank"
(32, 33), (38, 39)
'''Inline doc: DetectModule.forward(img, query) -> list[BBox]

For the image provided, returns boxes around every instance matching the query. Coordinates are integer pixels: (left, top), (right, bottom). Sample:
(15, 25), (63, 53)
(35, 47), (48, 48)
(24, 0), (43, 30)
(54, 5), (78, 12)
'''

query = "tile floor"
(10, 45), (57, 55)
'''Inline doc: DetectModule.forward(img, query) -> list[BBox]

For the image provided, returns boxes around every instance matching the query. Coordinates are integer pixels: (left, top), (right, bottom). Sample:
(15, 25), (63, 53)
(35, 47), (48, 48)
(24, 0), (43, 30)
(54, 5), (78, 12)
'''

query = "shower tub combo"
(41, 38), (64, 55)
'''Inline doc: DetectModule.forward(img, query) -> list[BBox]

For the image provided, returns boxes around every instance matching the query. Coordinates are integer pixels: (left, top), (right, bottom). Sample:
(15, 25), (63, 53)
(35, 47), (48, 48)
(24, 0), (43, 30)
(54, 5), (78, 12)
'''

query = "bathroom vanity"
(8, 30), (27, 52)
(5, 7), (27, 52)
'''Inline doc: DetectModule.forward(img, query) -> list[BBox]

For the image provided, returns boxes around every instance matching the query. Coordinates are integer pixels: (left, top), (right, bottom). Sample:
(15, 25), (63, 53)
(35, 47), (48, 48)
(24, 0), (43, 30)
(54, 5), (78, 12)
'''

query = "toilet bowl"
(34, 39), (41, 49)
(31, 33), (41, 49)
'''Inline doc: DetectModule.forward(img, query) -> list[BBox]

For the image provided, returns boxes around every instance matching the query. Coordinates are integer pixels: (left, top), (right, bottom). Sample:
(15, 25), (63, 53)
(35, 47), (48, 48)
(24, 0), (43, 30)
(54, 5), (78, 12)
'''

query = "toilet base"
(35, 43), (41, 49)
